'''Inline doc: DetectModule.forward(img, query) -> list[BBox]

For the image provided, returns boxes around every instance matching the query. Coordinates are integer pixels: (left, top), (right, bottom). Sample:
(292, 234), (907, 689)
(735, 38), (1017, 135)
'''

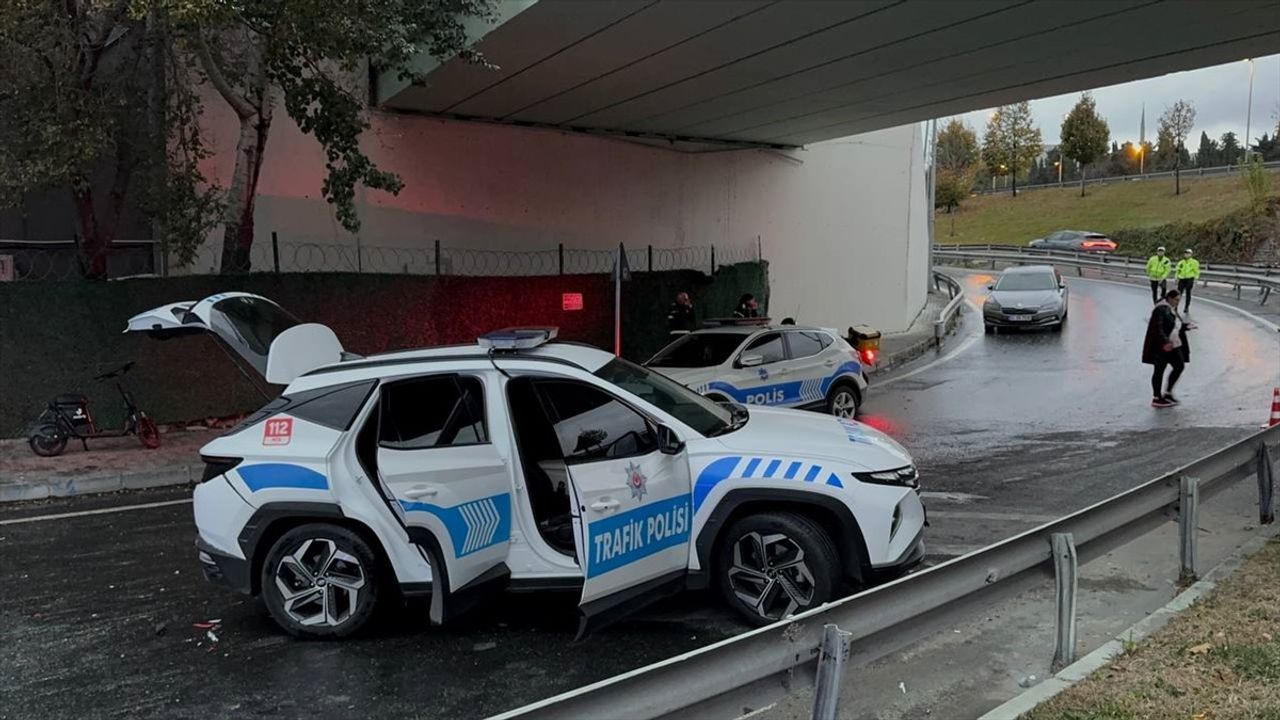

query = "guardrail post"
(1051, 532), (1078, 672)
(1179, 476), (1200, 583)
(1260, 286), (1271, 306)
(1258, 444), (1275, 525)
(810, 623), (852, 720)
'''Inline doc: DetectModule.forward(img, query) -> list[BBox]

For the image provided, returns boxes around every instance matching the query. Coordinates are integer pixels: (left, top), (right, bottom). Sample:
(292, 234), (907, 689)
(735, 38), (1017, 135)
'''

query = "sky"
(957, 54), (1280, 149)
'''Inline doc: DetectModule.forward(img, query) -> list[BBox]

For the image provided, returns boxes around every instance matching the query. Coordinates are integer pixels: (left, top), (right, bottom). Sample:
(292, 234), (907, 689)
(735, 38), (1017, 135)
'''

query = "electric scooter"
(28, 361), (160, 457)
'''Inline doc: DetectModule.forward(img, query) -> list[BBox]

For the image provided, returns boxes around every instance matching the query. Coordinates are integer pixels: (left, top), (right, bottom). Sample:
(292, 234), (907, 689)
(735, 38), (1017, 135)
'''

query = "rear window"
(208, 297), (301, 374)
(786, 331), (829, 359)
(223, 379), (376, 435)
(648, 333), (745, 368)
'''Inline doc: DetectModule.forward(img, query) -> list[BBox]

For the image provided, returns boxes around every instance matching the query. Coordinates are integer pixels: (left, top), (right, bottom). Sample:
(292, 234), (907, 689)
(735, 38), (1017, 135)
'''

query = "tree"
(1195, 131), (1219, 168)
(1157, 100), (1195, 195)
(981, 101), (1042, 197)
(1220, 131), (1243, 166)
(157, 0), (496, 272)
(0, 1), (217, 277)
(936, 118), (979, 174)
(1249, 133), (1280, 162)
(1059, 93), (1109, 196)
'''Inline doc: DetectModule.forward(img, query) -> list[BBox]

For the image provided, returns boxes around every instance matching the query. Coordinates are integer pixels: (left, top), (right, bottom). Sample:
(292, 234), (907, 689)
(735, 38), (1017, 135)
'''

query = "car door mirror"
(739, 353), (764, 368)
(656, 424), (684, 455)
(986, 284), (994, 292)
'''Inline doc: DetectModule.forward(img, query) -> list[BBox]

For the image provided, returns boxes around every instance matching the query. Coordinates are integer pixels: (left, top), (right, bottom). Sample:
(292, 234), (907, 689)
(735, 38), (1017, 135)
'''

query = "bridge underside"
(377, 0), (1280, 148)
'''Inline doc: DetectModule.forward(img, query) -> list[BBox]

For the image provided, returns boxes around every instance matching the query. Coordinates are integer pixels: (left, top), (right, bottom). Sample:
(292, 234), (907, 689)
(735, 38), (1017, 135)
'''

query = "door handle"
(590, 499), (620, 513)
(404, 485), (439, 499)
(824, 359), (836, 367)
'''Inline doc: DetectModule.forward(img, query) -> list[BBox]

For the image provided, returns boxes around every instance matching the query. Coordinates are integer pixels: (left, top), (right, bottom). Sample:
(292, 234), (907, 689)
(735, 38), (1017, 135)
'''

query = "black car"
(1028, 230), (1117, 253)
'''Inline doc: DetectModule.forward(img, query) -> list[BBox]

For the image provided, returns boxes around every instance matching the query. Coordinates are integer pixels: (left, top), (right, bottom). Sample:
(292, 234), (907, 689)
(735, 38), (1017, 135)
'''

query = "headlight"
(853, 465), (918, 488)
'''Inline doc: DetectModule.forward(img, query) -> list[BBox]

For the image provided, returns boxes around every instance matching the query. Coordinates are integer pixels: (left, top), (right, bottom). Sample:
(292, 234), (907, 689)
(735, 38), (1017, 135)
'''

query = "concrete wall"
(199, 101), (928, 331)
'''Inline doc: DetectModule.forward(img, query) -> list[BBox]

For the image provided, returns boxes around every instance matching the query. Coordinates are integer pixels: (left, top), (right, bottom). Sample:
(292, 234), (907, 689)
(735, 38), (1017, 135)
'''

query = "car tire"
(825, 382), (860, 419)
(984, 324), (994, 335)
(261, 523), (381, 639)
(716, 511), (841, 626)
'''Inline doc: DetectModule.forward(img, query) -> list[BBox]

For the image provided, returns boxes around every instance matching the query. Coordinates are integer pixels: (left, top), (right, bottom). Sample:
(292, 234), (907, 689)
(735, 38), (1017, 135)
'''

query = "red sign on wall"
(562, 293), (584, 311)
(263, 417), (293, 446)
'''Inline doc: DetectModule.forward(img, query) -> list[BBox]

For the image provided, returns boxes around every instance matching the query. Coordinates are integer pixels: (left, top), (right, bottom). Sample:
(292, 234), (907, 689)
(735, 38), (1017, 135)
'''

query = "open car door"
(124, 292), (343, 384)
(371, 374), (512, 624)
(533, 378), (693, 638)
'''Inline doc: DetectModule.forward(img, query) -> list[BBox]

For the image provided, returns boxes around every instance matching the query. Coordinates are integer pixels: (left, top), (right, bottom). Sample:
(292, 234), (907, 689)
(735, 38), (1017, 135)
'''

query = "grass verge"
(1024, 537), (1280, 720)
(936, 172), (1275, 246)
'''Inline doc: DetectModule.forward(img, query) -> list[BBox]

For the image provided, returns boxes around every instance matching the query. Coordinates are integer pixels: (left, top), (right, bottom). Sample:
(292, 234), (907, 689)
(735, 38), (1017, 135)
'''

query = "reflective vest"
(1146, 255), (1171, 280)
(1176, 258), (1200, 280)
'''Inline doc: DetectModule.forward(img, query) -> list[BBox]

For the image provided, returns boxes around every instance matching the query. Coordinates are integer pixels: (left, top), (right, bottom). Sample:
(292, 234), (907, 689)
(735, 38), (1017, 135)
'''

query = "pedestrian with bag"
(1175, 248), (1200, 314)
(1143, 288), (1193, 408)
(1145, 246), (1171, 304)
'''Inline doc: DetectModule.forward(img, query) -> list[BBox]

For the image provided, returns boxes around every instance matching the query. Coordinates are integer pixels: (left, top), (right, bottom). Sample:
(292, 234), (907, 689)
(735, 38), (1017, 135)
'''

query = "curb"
(976, 531), (1278, 720)
(0, 465), (196, 503)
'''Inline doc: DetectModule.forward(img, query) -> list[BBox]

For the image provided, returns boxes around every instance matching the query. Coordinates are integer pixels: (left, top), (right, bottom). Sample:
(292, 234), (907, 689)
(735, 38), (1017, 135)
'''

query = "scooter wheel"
(29, 424), (68, 457)
(137, 418), (161, 449)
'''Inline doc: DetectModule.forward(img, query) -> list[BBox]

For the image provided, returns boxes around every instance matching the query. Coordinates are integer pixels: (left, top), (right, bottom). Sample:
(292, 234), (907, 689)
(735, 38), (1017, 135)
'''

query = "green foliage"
(1059, 93), (1109, 195)
(935, 168), (974, 213)
(1220, 131), (1244, 165)
(936, 118), (979, 174)
(980, 101), (1042, 182)
(1109, 197), (1279, 263)
(1242, 155), (1272, 215)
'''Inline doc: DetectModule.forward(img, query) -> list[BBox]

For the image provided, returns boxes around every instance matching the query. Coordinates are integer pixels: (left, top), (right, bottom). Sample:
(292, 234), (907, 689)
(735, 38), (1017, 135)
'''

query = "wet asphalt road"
(2, 273), (1276, 720)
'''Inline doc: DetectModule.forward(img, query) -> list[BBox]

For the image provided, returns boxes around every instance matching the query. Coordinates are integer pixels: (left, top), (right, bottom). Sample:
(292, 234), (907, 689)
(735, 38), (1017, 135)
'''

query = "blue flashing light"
(478, 327), (559, 351)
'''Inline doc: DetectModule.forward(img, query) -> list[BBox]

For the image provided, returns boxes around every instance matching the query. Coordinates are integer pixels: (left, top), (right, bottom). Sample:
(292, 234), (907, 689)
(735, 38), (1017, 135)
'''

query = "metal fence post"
(648, 244), (653, 273)
(1179, 476), (1200, 583)
(558, 243), (565, 275)
(271, 231), (280, 274)
(810, 623), (851, 720)
(1051, 532), (1078, 672)
(1258, 444), (1275, 525)
(434, 239), (442, 275)
(710, 245), (716, 275)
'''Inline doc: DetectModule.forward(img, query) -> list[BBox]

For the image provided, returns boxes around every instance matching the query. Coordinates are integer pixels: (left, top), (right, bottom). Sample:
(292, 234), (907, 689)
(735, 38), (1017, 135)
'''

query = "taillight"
(200, 456), (242, 483)
(860, 349), (877, 365)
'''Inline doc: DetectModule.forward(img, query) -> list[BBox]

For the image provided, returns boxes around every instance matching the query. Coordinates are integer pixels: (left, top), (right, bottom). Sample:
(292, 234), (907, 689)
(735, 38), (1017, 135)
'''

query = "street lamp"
(1244, 58), (1255, 162)
(1055, 160), (1062, 185)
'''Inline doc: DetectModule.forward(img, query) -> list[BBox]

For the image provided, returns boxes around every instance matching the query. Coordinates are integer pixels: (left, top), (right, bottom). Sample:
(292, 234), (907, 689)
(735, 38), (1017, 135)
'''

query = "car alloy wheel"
(274, 538), (367, 628)
(829, 388), (859, 418)
(725, 531), (818, 621)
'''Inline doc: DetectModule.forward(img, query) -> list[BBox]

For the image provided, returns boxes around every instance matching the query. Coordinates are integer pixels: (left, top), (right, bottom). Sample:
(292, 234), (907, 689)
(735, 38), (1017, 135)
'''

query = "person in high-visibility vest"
(1145, 246), (1171, 304)
(1175, 248), (1201, 313)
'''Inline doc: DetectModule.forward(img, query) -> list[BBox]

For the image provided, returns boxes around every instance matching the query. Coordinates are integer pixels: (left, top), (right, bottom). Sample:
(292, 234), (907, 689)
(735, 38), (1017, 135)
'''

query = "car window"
(594, 358), (734, 437)
(207, 297), (302, 375)
(648, 332), (745, 368)
(786, 331), (828, 359)
(536, 380), (657, 464)
(740, 332), (786, 365)
(379, 375), (487, 450)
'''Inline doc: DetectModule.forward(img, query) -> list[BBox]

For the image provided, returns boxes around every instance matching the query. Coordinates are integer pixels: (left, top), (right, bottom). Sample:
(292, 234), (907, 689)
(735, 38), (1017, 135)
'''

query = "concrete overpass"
(377, 0), (1280, 148)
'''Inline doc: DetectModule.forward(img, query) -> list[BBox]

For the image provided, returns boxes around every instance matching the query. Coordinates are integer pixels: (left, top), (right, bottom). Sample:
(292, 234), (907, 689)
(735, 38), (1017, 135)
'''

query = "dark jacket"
(1142, 302), (1190, 365)
(667, 302), (696, 333)
(732, 304), (759, 319)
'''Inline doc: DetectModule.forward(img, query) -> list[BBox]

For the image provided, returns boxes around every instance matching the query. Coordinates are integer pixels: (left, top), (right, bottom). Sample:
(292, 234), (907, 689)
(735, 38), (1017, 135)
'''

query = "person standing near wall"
(1175, 248), (1200, 314)
(1146, 246), (1171, 304)
(733, 294), (760, 319)
(667, 291), (696, 336)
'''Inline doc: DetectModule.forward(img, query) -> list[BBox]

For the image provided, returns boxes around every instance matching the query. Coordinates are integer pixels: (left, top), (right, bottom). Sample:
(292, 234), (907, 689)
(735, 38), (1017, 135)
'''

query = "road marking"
(0, 498), (192, 525)
(875, 301), (984, 388)
(1056, 275), (1279, 333)
(920, 490), (989, 503)
(929, 510), (1057, 524)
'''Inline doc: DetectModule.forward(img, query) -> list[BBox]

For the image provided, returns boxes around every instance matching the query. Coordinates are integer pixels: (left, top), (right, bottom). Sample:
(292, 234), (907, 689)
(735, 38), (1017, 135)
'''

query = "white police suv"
(647, 323), (869, 418)
(127, 293), (924, 638)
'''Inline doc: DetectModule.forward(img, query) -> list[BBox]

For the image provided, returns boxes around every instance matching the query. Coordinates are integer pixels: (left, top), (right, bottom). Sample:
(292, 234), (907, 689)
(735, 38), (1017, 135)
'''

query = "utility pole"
(1245, 58), (1255, 162)
(1011, 135), (1018, 197)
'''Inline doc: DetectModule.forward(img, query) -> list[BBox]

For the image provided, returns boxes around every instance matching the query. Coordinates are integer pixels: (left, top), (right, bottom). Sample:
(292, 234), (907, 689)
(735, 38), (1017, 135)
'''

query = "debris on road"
(155, 622), (167, 636)
(472, 641), (497, 652)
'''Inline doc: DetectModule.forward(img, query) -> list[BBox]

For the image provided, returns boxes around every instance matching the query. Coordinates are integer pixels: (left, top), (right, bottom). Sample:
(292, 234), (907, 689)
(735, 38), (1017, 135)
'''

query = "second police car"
(126, 294), (923, 638)
(646, 322), (870, 418)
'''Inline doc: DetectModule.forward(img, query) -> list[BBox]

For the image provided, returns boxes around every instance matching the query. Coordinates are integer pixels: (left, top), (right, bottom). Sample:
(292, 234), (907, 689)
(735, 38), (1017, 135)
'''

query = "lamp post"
(1055, 160), (1062, 185)
(1244, 58), (1255, 162)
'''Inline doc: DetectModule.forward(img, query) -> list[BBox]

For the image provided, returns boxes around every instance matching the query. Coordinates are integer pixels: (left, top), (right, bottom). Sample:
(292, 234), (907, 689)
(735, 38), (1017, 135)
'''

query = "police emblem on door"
(625, 461), (647, 500)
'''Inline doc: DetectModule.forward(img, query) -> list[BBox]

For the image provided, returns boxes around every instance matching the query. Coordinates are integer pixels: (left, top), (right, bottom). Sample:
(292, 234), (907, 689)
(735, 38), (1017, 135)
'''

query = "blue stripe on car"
(693, 456), (833, 511)
(398, 493), (512, 557)
(237, 464), (329, 492)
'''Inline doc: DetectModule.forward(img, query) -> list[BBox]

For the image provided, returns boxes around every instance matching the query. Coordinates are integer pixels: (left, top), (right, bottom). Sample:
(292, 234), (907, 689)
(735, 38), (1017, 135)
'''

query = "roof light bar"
(477, 327), (559, 351)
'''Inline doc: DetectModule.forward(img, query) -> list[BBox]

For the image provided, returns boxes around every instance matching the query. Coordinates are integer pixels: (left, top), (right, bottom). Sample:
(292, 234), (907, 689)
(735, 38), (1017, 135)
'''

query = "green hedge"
(0, 263), (766, 438)
(1111, 198), (1279, 264)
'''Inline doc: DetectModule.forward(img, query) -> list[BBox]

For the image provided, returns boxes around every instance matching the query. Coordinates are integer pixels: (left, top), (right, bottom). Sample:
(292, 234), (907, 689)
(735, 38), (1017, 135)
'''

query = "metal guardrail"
(972, 159), (1280, 195)
(933, 245), (1278, 306)
(932, 270), (965, 340)
(493, 431), (1278, 719)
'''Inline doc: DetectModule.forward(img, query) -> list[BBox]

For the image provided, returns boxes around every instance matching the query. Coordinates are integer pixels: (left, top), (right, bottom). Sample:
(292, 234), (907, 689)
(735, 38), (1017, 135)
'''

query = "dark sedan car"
(1028, 230), (1117, 253)
(983, 265), (1068, 333)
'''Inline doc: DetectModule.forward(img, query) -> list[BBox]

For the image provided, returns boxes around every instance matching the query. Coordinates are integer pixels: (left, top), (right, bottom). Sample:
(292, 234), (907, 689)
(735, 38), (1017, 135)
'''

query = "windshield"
(648, 333), (745, 368)
(995, 272), (1058, 292)
(594, 358), (740, 437)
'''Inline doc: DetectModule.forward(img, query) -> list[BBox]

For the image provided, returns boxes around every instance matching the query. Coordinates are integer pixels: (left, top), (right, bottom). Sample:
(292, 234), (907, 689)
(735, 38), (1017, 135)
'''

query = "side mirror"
(656, 424), (685, 455)
(739, 354), (764, 368)
(986, 284), (994, 292)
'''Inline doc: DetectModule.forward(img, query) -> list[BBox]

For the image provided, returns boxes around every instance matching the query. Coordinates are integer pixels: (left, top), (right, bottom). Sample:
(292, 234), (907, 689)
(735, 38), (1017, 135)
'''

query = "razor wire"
(1, 238), (764, 281)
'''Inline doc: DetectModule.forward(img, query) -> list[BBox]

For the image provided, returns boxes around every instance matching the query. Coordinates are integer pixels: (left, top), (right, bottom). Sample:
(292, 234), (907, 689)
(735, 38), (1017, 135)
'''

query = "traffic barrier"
(490, 425), (1280, 720)
(1267, 387), (1280, 428)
